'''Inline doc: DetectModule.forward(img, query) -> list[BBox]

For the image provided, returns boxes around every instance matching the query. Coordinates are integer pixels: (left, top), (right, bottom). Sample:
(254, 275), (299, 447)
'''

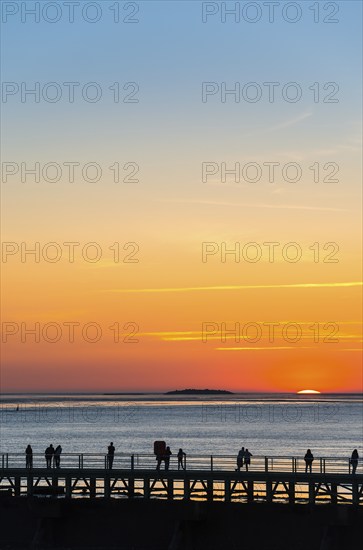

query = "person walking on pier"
(164, 446), (172, 471)
(177, 448), (186, 470)
(45, 444), (54, 468)
(25, 444), (33, 469)
(304, 449), (314, 473)
(350, 449), (359, 474)
(236, 447), (245, 471)
(244, 449), (252, 471)
(107, 442), (115, 469)
(54, 445), (62, 468)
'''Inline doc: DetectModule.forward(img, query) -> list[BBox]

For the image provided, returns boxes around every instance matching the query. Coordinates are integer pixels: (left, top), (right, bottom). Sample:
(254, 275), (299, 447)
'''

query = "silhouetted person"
(236, 447), (245, 471)
(25, 445), (33, 469)
(107, 442), (115, 469)
(304, 449), (314, 473)
(177, 448), (186, 470)
(164, 446), (172, 471)
(156, 454), (163, 471)
(45, 444), (54, 468)
(244, 449), (252, 471)
(54, 445), (62, 468)
(350, 449), (359, 474)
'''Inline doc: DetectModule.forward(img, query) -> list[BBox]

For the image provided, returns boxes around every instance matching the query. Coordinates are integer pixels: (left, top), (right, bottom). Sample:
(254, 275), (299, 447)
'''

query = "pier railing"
(0, 452), (361, 475)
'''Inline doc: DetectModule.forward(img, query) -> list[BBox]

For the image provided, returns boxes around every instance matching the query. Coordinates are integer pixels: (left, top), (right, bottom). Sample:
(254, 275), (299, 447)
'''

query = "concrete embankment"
(0, 497), (361, 550)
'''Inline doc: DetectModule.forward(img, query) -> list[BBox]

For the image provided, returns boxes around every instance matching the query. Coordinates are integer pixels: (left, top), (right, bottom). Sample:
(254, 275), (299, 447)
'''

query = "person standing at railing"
(25, 444), (33, 469)
(45, 444), (54, 468)
(107, 442), (115, 469)
(304, 449), (314, 473)
(244, 449), (252, 471)
(164, 446), (172, 471)
(235, 447), (245, 472)
(177, 448), (186, 470)
(54, 445), (62, 468)
(350, 449), (359, 474)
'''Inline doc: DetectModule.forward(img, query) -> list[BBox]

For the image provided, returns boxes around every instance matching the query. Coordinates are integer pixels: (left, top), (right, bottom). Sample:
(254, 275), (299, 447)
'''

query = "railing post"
(27, 475), (33, 497)
(65, 477), (72, 498)
(309, 481), (315, 505)
(6, 454), (9, 468)
(78, 454), (81, 469)
(265, 456), (268, 473)
(320, 458), (323, 474)
(90, 478), (96, 499)
(352, 481), (359, 506)
(288, 481), (295, 504)
(210, 455), (213, 471)
(131, 454), (134, 470)
(14, 477), (21, 497)
(104, 474), (110, 498)
(184, 478), (190, 500)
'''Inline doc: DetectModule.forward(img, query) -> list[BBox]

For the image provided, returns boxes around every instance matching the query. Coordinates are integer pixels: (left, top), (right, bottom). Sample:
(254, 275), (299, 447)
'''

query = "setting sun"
(297, 390), (321, 394)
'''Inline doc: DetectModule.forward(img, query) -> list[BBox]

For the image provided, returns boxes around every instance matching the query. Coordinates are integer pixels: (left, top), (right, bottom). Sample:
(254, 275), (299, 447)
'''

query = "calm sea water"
(0, 393), (362, 458)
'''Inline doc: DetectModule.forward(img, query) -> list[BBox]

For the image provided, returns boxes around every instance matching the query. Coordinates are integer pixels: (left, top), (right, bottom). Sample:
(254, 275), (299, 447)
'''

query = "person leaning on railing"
(25, 445), (33, 469)
(177, 448), (186, 470)
(107, 442), (115, 469)
(244, 449), (252, 471)
(350, 449), (359, 474)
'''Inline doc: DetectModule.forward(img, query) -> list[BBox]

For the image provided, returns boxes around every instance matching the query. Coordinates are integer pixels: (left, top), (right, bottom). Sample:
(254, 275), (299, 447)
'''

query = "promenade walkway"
(1, 453), (362, 505)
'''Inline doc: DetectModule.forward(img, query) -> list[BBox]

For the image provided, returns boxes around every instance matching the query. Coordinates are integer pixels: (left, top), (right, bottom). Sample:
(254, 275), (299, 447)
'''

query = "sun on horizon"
(297, 389), (321, 394)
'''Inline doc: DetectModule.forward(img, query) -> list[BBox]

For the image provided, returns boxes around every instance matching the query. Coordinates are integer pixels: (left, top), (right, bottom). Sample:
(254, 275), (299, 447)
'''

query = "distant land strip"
(165, 389), (234, 395)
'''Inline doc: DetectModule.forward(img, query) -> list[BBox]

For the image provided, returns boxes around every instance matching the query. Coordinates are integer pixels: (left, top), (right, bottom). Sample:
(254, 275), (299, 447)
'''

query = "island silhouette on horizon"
(165, 388), (233, 395)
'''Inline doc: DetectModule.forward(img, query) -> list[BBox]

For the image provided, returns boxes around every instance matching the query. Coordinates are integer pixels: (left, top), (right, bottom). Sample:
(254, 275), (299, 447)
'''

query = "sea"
(1, 393), (362, 459)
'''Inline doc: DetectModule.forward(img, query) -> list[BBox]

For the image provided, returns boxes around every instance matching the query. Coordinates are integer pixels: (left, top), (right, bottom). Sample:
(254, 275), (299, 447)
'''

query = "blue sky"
(1, 2), (362, 392)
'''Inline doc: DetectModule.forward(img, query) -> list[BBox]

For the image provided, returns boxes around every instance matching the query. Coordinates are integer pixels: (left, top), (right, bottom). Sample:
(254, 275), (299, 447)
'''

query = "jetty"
(1, 452), (362, 505)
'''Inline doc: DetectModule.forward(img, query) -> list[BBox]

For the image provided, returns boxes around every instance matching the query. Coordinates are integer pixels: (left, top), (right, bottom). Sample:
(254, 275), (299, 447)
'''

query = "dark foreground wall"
(0, 497), (361, 550)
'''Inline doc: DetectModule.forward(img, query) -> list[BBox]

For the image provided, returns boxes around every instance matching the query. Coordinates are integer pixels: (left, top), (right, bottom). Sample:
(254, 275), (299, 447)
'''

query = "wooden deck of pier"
(1, 466), (362, 506)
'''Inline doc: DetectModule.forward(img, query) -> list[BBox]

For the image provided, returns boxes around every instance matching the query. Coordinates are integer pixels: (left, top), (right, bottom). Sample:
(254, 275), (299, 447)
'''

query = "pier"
(1, 453), (362, 505)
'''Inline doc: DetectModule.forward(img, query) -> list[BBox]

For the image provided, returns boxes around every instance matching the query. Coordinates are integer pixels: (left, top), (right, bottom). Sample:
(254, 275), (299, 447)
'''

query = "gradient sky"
(1, 0), (362, 392)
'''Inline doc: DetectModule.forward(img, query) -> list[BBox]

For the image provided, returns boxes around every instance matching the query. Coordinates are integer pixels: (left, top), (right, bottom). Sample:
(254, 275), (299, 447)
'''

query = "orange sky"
(1, 3), (362, 393)
(2, 249), (362, 392)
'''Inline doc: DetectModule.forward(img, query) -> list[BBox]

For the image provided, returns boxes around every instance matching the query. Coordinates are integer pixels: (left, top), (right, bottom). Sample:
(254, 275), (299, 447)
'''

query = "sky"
(1, 0), (362, 393)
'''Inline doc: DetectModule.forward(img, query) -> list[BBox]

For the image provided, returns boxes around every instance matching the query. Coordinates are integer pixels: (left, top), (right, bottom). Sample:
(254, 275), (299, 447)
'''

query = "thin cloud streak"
(216, 346), (314, 351)
(243, 111), (313, 137)
(158, 199), (347, 212)
(103, 282), (362, 294)
(267, 111), (313, 132)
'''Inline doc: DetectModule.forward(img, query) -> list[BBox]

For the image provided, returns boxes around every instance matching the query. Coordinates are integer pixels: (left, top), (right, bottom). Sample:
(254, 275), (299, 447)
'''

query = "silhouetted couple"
(44, 444), (62, 468)
(107, 442), (115, 469)
(236, 447), (252, 471)
(156, 446), (172, 471)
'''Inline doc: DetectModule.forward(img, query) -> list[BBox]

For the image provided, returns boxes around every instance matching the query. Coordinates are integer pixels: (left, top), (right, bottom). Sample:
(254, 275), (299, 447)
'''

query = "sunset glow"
(297, 390), (322, 395)
(1, 3), (362, 395)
